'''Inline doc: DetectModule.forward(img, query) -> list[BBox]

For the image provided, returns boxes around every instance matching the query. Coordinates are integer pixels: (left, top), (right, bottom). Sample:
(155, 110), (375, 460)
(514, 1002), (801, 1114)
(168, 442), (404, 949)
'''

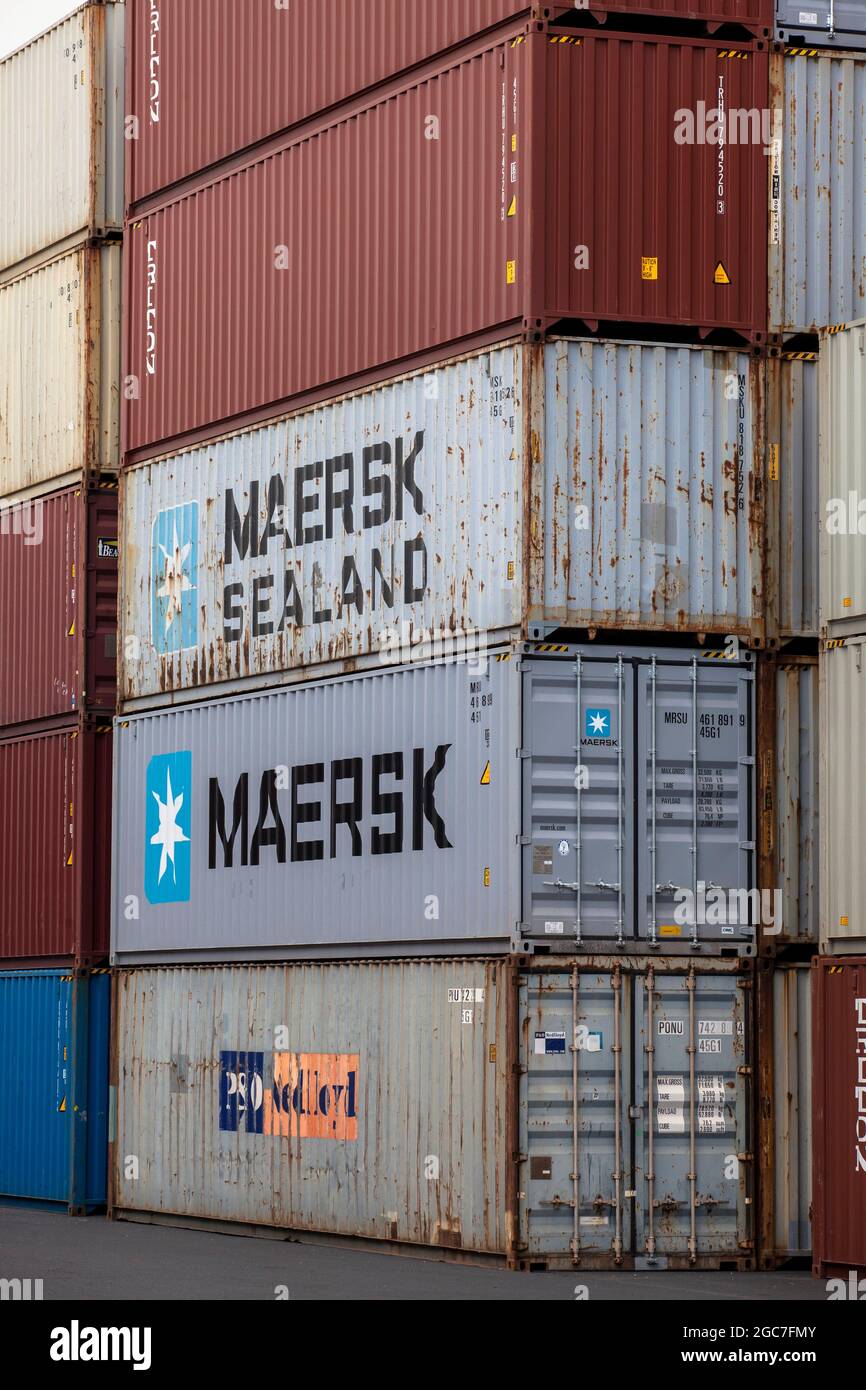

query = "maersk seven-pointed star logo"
(151, 503), (198, 654)
(145, 752), (192, 904)
(585, 709), (612, 739)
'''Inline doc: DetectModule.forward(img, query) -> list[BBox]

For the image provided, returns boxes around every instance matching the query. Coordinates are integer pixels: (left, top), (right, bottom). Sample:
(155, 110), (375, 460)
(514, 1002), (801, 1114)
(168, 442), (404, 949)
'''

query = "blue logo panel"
(584, 708), (612, 739)
(219, 1052), (265, 1133)
(145, 751), (192, 904)
(151, 502), (198, 655)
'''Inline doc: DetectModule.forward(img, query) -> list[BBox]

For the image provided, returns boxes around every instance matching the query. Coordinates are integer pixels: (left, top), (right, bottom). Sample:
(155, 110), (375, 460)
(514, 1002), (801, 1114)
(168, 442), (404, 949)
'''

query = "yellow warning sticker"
(506, 259), (517, 285)
(483, 867), (491, 887)
(659, 924), (682, 937)
(507, 195), (517, 218)
(68, 621), (75, 636)
(841, 916), (849, 926)
(59, 1096), (66, 1112)
(481, 762), (491, 786)
(641, 257), (658, 281)
(714, 261), (731, 285)
(769, 444), (779, 481)
(843, 597), (853, 607)
(511, 134), (518, 153)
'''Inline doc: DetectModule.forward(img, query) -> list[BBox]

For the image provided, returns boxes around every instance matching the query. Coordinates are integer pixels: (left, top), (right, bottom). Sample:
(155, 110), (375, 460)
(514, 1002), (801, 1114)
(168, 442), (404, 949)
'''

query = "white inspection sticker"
(544, 921), (565, 935)
(699, 1020), (733, 1036)
(697, 1105), (728, 1135)
(657, 1105), (685, 1134)
(535, 1030), (567, 1055)
(448, 988), (485, 1004)
(798, 10), (818, 21)
(656, 1074), (685, 1104)
(697, 1075), (727, 1106)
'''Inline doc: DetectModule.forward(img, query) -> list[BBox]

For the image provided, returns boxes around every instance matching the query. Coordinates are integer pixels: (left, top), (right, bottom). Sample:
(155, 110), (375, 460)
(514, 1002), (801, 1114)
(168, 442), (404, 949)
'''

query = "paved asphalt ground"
(0, 1207), (826, 1301)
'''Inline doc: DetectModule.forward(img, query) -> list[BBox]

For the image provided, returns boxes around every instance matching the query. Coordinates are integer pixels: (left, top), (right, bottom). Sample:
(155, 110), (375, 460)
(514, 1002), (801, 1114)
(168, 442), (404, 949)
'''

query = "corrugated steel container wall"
(819, 635), (866, 954)
(534, 340), (764, 641)
(819, 320), (866, 635)
(772, 963), (812, 1258)
(126, 0), (544, 208)
(126, 0), (773, 211)
(118, 339), (764, 708)
(0, 970), (110, 1208)
(0, 487), (118, 728)
(520, 959), (752, 1269)
(776, 0), (866, 48)
(0, 0), (124, 277)
(769, 49), (866, 336)
(0, 970), (110, 1209)
(812, 955), (866, 1276)
(766, 353), (818, 638)
(111, 647), (756, 962)
(0, 721), (112, 965)
(773, 661), (818, 945)
(0, 244), (121, 497)
(122, 31), (768, 463)
(111, 960), (513, 1256)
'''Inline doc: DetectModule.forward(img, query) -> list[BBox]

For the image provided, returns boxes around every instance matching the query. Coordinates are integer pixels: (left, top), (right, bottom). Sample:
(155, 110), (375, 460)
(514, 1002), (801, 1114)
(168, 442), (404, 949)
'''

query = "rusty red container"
(0, 719), (112, 967)
(123, 25), (768, 464)
(812, 957), (866, 1279)
(0, 486), (118, 731)
(126, 1), (772, 211)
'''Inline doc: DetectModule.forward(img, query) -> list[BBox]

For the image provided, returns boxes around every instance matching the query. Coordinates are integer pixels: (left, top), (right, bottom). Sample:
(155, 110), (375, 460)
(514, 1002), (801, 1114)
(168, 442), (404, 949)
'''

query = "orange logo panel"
(264, 1052), (359, 1141)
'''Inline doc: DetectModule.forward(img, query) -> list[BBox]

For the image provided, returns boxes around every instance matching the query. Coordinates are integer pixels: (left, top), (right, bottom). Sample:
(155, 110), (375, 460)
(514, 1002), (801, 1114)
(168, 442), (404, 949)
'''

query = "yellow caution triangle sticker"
(59, 1095), (66, 1112)
(507, 195), (517, 217)
(68, 621), (75, 636)
(480, 761), (491, 786)
(714, 261), (731, 285)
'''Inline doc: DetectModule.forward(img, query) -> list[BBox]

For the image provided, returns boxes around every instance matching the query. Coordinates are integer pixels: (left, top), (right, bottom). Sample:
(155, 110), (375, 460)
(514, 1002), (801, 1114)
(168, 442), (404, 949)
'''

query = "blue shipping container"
(0, 970), (109, 1211)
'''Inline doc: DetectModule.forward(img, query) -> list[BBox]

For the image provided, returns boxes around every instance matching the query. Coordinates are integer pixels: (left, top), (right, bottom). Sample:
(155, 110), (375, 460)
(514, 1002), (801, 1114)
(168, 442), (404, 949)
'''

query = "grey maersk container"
(110, 956), (754, 1269)
(776, 0), (866, 48)
(769, 46), (866, 337)
(119, 338), (767, 710)
(111, 645), (757, 963)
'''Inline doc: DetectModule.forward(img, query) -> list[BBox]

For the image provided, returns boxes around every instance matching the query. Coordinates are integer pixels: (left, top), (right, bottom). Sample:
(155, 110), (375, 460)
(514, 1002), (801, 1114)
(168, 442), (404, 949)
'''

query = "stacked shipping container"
(0, 2), (122, 1210)
(812, 316), (866, 1275)
(102, 0), (854, 1273)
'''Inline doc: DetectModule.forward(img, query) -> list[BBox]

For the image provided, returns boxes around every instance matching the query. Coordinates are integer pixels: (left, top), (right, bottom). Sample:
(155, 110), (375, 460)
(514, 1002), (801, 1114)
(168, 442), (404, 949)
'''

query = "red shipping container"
(0, 487), (118, 730)
(812, 957), (866, 1280)
(0, 719), (111, 966)
(126, 0), (773, 211)
(123, 27), (769, 464)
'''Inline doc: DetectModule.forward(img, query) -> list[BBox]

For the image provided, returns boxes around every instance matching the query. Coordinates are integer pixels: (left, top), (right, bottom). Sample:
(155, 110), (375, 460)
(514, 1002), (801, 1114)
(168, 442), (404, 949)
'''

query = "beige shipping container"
(819, 634), (866, 954)
(0, 243), (120, 499)
(0, 1), (124, 280)
(820, 318), (866, 635)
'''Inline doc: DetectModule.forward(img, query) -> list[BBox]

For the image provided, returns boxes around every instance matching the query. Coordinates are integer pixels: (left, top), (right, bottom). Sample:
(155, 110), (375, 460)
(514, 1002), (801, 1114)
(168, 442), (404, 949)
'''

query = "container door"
(633, 967), (751, 1267)
(776, 0), (866, 46)
(519, 967), (632, 1265)
(637, 656), (755, 947)
(523, 655), (635, 942)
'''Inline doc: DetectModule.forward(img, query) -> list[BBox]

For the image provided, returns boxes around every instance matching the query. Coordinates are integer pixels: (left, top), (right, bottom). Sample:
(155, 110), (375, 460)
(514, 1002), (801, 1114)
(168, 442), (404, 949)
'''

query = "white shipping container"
(0, 0), (124, 278)
(820, 319), (866, 634)
(0, 244), (121, 498)
(120, 338), (766, 706)
(819, 633), (866, 954)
